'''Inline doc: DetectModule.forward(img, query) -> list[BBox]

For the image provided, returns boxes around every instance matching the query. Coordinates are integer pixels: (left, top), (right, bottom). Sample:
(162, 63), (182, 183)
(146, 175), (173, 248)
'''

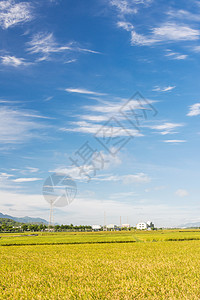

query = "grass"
(1, 230), (200, 299)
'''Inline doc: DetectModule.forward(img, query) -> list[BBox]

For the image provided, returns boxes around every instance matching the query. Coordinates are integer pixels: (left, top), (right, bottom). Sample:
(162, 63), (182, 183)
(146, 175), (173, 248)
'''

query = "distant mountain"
(0, 212), (48, 224)
(178, 222), (200, 228)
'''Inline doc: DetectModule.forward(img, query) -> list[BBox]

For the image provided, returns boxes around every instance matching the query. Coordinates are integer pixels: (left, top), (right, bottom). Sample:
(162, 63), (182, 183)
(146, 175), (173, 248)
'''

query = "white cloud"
(84, 98), (156, 114)
(0, 0), (33, 29)
(0, 190), (48, 215)
(165, 50), (188, 60)
(187, 103), (200, 116)
(52, 149), (122, 182)
(1, 55), (31, 67)
(27, 32), (70, 61)
(61, 96), (156, 138)
(150, 122), (183, 135)
(110, 0), (138, 14)
(110, 0), (152, 15)
(27, 32), (100, 61)
(60, 120), (142, 137)
(26, 167), (39, 173)
(0, 106), (48, 144)
(65, 88), (106, 96)
(122, 173), (151, 184)
(167, 9), (200, 22)
(0, 172), (13, 180)
(117, 21), (134, 31)
(80, 115), (109, 122)
(64, 59), (77, 64)
(175, 189), (189, 197)
(131, 23), (200, 46)
(93, 172), (151, 184)
(152, 23), (199, 41)
(174, 54), (188, 60)
(152, 86), (176, 92)
(164, 140), (187, 143)
(75, 47), (100, 54)
(13, 177), (42, 183)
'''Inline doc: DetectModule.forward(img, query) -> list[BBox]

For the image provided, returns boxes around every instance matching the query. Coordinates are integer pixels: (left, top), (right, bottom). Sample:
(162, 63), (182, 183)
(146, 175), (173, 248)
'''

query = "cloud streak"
(60, 120), (142, 137)
(27, 32), (100, 62)
(164, 140), (186, 143)
(110, 0), (152, 15)
(118, 21), (200, 46)
(165, 50), (188, 60)
(1, 55), (31, 67)
(65, 88), (106, 96)
(152, 86), (176, 92)
(13, 178), (42, 183)
(0, 106), (49, 144)
(187, 103), (200, 116)
(131, 23), (200, 46)
(150, 122), (184, 135)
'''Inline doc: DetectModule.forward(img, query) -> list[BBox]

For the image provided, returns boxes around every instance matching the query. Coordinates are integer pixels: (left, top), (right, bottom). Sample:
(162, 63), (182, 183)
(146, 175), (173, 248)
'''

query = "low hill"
(0, 218), (22, 227)
(0, 212), (48, 224)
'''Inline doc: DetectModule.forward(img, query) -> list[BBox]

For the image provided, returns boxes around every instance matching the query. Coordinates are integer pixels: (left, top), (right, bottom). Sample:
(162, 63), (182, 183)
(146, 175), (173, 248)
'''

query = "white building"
(92, 225), (102, 231)
(136, 222), (148, 230)
(136, 222), (154, 230)
(122, 224), (130, 228)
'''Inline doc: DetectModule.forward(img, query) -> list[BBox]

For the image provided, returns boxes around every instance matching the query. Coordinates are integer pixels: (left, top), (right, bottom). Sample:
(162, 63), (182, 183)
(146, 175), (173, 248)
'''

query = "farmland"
(1, 230), (200, 299)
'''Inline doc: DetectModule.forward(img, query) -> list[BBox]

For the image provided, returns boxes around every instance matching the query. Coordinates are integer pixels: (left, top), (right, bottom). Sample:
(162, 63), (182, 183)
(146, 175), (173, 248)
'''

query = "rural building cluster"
(92, 222), (155, 231)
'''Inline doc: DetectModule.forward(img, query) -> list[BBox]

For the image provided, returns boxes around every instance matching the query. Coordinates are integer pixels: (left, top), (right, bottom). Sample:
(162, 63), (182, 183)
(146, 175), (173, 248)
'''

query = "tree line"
(0, 218), (92, 232)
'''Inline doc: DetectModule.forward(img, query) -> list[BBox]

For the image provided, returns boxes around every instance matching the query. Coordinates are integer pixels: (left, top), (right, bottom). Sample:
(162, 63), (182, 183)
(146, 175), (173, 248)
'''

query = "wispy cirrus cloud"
(27, 32), (100, 62)
(0, 106), (49, 144)
(25, 167), (39, 173)
(0, 0), (33, 29)
(117, 21), (134, 31)
(53, 165), (150, 184)
(131, 23), (200, 46)
(110, 0), (138, 14)
(60, 120), (142, 137)
(150, 122), (184, 135)
(13, 177), (42, 183)
(187, 103), (200, 116)
(110, 0), (152, 15)
(64, 59), (77, 64)
(94, 172), (151, 184)
(165, 50), (188, 60)
(164, 140), (187, 143)
(84, 98), (156, 114)
(118, 21), (200, 46)
(60, 93), (156, 137)
(152, 85), (176, 92)
(65, 88), (106, 96)
(167, 9), (200, 22)
(27, 32), (71, 62)
(1, 55), (31, 67)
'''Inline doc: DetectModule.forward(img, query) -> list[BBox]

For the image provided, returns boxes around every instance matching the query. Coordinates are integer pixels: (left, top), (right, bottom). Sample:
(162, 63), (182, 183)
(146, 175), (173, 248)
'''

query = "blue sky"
(1, 0), (200, 227)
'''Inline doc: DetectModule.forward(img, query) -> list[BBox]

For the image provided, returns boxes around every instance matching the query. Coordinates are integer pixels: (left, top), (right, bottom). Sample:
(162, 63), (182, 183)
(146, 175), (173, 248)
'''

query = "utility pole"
(49, 201), (54, 230)
(104, 211), (107, 231)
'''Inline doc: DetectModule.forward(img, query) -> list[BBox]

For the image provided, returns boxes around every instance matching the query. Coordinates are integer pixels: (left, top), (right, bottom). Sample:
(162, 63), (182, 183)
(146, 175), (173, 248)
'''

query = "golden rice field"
(1, 230), (200, 299)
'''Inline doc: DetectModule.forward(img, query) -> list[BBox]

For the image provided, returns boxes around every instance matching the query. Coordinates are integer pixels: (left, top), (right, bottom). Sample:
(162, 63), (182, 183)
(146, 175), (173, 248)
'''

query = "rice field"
(1, 230), (200, 299)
